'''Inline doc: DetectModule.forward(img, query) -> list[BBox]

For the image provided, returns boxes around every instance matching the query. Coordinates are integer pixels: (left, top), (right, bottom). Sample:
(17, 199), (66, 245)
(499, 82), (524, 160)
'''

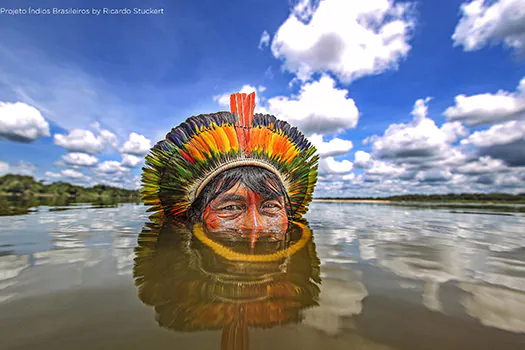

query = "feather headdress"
(141, 92), (318, 219)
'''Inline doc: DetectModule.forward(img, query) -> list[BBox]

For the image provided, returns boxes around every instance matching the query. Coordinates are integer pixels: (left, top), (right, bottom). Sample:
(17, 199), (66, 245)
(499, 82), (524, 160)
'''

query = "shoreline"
(313, 199), (392, 203)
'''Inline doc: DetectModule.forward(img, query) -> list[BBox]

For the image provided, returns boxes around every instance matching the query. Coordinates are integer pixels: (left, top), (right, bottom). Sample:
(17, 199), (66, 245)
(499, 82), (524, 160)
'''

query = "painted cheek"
(262, 215), (288, 232)
(203, 206), (221, 231)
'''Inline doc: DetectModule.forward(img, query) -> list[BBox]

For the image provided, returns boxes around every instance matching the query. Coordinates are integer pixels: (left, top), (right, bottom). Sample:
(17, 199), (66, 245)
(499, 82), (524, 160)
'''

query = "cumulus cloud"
(45, 171), (61, 179)
(121, 154), (143, 168)
(264, 75), (359, 135)
(411, 97), (432, 122)
(354, 151), (372, 168)
(213, 76), (359, 135)
(61, 152), (98, 167)
(319, 157), (353, 174)
(0, 161), (9, 175)
(461, 120), (525, 166)
(461, 119), (525, 147)
(119, 132), (152, 156)
(456, 156), (508, 174)
(369, 98), (468, 160)
(0, 161), (38, 176)
(452, 0), (525, 53)
(367, 159), (407, 177)
(271, 0), (415, 82)
(309, 133), (353, 157)
(444, 77), (525, 125)
(259, 30), (271, 49)
(415, 169), (453, 183)
(54, 128), (118, 154)
(95, 161), (129, 174)
(57, 168), (92, 183)
(0, 102), (50, 142)
(61, 169), (86, 179)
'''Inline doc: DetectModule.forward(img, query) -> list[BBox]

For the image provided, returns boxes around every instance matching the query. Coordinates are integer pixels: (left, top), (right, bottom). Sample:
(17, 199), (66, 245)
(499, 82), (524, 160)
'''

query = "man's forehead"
(214, 183), (282, 202)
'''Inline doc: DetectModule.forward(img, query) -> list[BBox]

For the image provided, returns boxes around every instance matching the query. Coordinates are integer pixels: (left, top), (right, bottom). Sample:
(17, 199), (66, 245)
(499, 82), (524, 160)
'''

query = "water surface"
(1, 200), (525, 350)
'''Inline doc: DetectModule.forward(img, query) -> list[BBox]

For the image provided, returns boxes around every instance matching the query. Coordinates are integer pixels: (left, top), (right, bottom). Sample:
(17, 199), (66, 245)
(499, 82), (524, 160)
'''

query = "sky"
(0, 0), (524, 197)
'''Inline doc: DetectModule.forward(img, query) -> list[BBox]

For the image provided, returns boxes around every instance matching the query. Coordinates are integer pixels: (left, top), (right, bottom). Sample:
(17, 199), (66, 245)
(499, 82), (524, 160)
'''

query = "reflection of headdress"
(133, 218), (321, 332)
(141, 92), (319, 218)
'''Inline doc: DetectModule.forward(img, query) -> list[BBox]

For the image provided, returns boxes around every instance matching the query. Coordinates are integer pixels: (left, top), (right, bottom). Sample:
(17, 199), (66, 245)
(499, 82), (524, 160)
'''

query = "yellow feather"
(200, 130), (218, 154)
(213, 126), (231, 153)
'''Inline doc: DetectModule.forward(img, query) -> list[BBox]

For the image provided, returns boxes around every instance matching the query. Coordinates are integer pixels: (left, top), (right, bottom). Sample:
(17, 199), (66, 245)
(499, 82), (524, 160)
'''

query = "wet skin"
(202, 182), (289, 248)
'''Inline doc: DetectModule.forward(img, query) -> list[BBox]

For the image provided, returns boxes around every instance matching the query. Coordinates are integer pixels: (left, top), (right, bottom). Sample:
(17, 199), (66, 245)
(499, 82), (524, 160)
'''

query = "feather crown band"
(141, 92), (319, 218)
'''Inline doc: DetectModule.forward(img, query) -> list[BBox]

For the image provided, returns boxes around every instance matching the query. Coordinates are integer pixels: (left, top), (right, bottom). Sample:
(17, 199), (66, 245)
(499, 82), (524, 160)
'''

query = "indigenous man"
(139, 92), (319, 349)
(141, 92), (318, 247)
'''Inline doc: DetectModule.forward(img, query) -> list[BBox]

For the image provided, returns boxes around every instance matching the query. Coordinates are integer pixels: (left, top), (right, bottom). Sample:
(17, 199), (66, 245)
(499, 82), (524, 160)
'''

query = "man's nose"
(243, 204), (263, 249)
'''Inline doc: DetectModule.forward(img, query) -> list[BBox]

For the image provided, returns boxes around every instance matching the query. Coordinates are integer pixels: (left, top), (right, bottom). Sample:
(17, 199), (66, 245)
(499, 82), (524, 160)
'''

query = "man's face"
(202, 181), (289, 248)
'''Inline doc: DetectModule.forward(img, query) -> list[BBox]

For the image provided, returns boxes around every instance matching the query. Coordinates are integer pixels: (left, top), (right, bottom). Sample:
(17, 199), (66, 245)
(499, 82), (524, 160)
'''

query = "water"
(1, 200), (525, 350)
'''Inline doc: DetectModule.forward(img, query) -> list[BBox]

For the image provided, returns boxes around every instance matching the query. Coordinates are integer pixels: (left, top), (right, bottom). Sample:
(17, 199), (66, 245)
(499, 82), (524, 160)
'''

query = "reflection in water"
(0, 202), (525, 349)
(460, 282), (525, 333)
(309, 202), (525, 340)
(133, 218), (322, 349)
(302, 270), (367, 335)
(0, 195), (140, 216)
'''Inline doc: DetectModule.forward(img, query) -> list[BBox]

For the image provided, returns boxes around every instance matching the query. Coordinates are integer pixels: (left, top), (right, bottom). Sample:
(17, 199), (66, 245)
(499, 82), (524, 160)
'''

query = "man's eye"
(262, 202), (281, 210)
(221, 205), (241, 211)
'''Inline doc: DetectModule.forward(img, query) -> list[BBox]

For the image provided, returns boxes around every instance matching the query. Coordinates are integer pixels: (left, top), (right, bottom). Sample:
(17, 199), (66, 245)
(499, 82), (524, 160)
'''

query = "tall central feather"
(230, 92), (255, 152)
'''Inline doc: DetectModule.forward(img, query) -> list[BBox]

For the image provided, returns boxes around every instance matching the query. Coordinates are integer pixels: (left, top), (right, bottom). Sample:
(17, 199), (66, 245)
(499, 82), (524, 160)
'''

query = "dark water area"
(1, 200), (525, 349)
(0, 195), (140, 216)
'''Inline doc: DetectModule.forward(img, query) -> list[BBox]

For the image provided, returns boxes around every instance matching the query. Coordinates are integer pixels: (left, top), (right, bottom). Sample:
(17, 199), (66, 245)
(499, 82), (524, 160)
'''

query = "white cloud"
(411, 97), (432, 122)
(441, 122), (469, 143)
(370, 98), (467, 160)
(264, 75), (359, 135)
(444, 77), (525, 125)
(45, 171), (61, 178)
(60, 169), (90, 181)
(415, 169), (453, 183)
(91, 123), (119, 149)
(309, 133), (353, 157)
(271, 0), (415, 82)
(461, 120), (525, 147)
(0, 161), (9, 175)
(342, 172), (356, 181)
(119, 132), (152, 156)
(0, 101), (50, 142)
(96, 161), (129, 174)
(1, 161), (38, 176)
(319, 156), (353, 174)
(456, 156), (507, 174)
(494, 171), (525, 188)
(121, 154), (143, 168)
(213, 77), (359, 136)
(354, 151), (372, 168)
(452, 0), (525, 53)
(259, 30), (271, 49)
(61, 152), (98, 167)
(54, 128), (118, 154)
(367, 160), (407, 177)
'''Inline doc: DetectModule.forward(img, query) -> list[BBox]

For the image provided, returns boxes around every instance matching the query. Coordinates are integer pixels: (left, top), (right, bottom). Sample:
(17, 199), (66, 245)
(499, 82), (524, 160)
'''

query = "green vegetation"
(0, 174), (140, 200)
(315, 193), (525, 203)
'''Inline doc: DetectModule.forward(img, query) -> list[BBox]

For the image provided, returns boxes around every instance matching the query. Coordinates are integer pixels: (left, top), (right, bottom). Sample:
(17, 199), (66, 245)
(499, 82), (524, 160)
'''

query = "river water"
(1, 201), (524, 350)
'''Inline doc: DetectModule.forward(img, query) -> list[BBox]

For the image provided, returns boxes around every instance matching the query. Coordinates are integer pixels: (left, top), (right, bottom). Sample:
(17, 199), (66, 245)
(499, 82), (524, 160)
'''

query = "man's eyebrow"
(261, 192), (283, 202)
(215, 194), (245, 203)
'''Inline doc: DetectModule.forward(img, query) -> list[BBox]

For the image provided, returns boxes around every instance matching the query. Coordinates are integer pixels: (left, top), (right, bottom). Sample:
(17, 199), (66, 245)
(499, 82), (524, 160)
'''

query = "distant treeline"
(0, 174), (140, 199)
(316, 193), (525, 202)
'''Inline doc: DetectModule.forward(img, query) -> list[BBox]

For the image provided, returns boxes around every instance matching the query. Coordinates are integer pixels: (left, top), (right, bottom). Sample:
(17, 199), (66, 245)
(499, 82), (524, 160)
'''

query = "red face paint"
(202, 181), (289, 247)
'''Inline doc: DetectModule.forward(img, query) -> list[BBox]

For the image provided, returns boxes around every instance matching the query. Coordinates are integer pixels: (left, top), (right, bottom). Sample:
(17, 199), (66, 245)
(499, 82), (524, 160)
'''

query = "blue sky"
(0, 0), (524, 196)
